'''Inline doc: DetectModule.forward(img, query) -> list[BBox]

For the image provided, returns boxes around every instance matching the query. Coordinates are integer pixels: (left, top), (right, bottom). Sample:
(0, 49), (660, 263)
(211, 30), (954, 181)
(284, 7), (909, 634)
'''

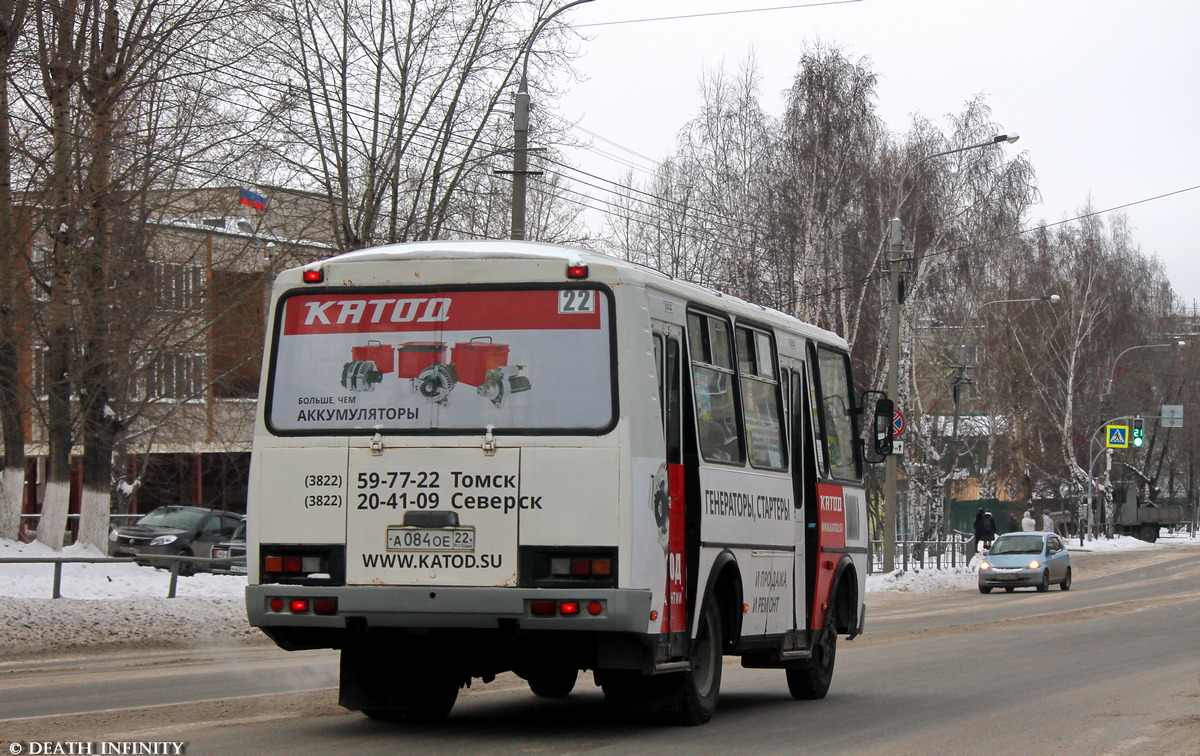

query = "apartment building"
(14, 185), (334, 536)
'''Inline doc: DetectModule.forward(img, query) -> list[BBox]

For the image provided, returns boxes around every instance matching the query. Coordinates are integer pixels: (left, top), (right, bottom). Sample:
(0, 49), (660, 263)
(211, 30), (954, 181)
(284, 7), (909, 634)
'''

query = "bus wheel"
(362, 671), (459, 723)
(671, 597), (723, 725)
(527, 667), (578, 698)
(787, 604), (837, 700)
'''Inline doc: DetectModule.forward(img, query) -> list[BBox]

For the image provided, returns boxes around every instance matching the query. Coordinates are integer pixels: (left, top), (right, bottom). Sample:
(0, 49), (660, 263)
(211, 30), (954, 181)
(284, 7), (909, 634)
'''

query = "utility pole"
(883, 133), (1019, 573)
(883, 219), (904, 573)
(508, 0), (593, 241)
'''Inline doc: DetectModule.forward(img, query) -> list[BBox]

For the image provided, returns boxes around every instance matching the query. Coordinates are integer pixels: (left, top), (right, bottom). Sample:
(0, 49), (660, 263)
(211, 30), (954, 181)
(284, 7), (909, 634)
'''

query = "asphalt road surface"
(2, 546), (1198, 755)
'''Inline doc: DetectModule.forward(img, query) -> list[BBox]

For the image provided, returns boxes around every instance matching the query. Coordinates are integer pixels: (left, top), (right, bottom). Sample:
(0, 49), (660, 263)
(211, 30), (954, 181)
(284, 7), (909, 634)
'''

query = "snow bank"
(866, 564), (979, 593)
(0, 539), (254, 657)
(0, 539), (248, 599)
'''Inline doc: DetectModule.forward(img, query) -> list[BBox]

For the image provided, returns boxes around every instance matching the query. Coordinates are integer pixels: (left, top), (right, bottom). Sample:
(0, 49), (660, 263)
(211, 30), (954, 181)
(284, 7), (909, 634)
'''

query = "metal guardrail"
(867, 533), (975, 574)
(0, 553), (247, 599)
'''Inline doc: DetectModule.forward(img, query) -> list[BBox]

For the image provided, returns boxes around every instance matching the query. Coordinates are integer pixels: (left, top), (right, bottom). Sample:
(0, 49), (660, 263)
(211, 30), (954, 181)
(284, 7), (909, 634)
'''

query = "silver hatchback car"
(978, 532), (1072, 593)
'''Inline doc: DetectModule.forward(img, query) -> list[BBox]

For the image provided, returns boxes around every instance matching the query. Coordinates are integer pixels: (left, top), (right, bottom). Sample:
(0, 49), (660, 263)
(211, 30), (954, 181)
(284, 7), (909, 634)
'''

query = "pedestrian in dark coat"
(979, 511), (997, 549)
(973, 508), (997, 551)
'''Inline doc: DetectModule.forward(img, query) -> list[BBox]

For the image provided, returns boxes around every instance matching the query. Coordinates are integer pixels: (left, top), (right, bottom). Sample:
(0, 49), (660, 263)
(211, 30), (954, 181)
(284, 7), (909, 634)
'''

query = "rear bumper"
(246, 584), (653, 633)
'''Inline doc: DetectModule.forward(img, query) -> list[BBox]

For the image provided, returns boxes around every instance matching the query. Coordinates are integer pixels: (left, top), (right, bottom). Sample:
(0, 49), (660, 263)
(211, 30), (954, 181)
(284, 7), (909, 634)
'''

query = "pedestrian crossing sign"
(1106, 425), (1129, 448)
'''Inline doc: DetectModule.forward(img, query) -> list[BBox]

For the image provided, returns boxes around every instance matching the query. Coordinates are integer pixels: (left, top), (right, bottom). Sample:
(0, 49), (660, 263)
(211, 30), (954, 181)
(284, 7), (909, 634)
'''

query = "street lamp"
(510, 0), (594, 241)
(882, 132), (1020, 573)
(1103, 341), (1187, 398)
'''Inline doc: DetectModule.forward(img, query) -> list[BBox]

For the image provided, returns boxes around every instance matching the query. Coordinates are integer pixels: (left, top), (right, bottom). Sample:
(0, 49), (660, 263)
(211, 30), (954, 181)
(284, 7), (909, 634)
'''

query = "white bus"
(246, 240), (883, 725)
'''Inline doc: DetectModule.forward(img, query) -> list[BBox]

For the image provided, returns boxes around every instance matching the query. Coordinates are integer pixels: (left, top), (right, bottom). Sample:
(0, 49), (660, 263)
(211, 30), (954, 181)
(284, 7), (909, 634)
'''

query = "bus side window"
(813, 347), (862, 481)
(780, 370), (790, 449)
(666, 338), (682, 464)
(654, 333), (664, 433)
(735, 326), (786, 470)
(806, 345), (828, 476)
(687, 311), (744, 465)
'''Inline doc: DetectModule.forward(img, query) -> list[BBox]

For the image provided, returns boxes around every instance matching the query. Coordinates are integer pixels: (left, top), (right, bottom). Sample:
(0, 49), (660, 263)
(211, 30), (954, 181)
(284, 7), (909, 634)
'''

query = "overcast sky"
(550, 0), (1200, 304)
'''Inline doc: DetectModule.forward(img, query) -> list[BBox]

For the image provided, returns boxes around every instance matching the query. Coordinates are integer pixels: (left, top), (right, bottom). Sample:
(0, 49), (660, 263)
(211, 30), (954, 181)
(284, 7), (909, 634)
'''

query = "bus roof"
(303, 240), (849, 350)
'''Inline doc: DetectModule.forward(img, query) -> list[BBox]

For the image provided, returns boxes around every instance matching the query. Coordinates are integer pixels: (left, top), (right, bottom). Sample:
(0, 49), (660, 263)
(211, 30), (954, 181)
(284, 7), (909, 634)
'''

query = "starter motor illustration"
(340, 336), (531, 407)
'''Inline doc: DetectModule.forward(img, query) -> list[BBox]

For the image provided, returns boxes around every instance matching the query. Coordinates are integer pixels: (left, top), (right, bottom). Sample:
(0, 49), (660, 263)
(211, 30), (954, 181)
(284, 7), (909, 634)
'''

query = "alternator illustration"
(476, 365), (532, 408)
(340, 360), (384, 391)
(415, 362), (457, 406)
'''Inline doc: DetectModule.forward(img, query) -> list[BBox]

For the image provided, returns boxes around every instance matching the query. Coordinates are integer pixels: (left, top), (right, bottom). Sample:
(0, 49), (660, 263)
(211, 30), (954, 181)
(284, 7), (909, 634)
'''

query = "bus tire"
(787, 603), (837, 700)
(527, 667), (578, 698)
(362, 673), (459, 723)
(671, 596), (723, 725)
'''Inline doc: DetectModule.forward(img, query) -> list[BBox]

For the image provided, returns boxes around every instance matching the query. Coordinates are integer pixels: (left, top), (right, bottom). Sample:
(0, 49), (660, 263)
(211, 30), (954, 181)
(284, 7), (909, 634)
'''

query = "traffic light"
(1133, 416), (1144, 447)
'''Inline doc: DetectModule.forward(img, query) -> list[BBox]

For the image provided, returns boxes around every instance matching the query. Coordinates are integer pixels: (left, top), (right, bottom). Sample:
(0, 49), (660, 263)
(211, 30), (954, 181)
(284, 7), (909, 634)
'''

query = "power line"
(792, 185), (1200, 303)
(576, 0), (865, 28)
(11, 1), (1198, 301)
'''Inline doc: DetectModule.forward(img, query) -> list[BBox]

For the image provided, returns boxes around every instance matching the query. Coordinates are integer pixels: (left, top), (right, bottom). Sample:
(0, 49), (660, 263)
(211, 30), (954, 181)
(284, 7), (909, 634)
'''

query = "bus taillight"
(527, 599), (605, 617)
(266, 597), (338, 615)
(554, 557), (611, 578)
(520, 547), (617, 588)
(261, 546), (344, 584)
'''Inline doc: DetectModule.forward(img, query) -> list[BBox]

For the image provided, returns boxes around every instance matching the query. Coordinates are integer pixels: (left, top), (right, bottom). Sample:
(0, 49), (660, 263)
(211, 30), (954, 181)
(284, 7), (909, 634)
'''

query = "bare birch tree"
(0, 0), (29, 540)
(18, 0), (261, 548)
(262, 0), (582, 250)
(769, 43), (883, 341)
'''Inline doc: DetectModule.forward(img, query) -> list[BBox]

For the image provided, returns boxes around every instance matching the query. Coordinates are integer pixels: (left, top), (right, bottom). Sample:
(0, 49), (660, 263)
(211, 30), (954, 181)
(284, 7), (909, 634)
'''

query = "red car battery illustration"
(349, 340), (395, 374)
(451, 337), (510, 386)
(395, 342), (448, 379)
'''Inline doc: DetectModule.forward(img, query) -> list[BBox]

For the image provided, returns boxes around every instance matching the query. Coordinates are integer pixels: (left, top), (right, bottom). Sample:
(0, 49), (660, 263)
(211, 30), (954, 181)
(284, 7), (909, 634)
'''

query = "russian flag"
(239, 188), (267, 211)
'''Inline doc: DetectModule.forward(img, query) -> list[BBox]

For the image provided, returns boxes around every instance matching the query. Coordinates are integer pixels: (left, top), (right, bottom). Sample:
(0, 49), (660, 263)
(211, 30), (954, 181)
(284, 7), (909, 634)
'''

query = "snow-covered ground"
(0, 539), (261, 656)
(1, 532), (1197, 656)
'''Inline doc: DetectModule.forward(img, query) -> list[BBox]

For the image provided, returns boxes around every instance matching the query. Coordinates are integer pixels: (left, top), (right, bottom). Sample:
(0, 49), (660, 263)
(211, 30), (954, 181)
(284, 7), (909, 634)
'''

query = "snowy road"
(2, 543), (1197, 754)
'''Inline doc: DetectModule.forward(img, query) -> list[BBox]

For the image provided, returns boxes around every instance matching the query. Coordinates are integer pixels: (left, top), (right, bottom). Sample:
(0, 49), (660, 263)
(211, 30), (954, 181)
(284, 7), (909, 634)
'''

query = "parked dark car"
(210, 521), (247, 575)
(108, 506), (244, 574)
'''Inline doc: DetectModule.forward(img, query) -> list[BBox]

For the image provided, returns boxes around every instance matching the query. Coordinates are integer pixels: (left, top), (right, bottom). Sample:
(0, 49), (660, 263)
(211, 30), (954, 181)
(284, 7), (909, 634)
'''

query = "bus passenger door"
(654, 327), (688, 655)
(788, 365), (818, 632)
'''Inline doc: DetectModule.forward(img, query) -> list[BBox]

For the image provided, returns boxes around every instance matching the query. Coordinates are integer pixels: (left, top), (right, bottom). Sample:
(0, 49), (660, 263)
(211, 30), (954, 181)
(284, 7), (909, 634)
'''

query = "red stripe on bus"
(666, 463), (688, 633)
(811, 482), (846, 629)
(281, 290), (601, 335)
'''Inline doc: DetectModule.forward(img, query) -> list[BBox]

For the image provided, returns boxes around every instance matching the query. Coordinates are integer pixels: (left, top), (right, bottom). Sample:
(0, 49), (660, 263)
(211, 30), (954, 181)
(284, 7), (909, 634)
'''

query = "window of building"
(148, 352), (205, 399)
